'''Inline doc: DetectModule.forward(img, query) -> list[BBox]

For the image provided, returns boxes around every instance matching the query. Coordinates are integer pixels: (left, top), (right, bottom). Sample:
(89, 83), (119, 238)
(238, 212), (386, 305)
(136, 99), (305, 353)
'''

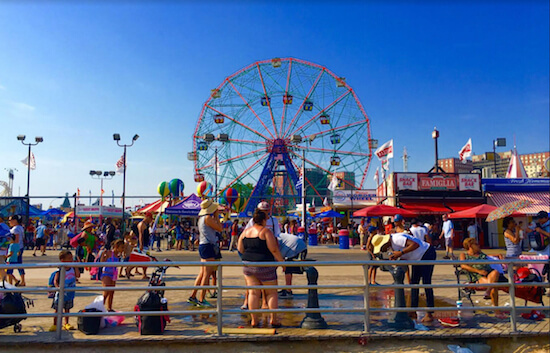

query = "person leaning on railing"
(459, 238), (505, 312)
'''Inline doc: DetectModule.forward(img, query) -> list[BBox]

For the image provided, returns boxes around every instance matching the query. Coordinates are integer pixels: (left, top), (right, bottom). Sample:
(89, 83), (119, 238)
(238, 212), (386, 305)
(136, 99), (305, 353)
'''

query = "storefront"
(381, 172), (485, 248)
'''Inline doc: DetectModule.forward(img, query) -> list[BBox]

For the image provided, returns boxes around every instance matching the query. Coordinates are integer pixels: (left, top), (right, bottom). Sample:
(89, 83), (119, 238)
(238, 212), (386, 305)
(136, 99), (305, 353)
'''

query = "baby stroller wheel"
(14, 323), (22, 333)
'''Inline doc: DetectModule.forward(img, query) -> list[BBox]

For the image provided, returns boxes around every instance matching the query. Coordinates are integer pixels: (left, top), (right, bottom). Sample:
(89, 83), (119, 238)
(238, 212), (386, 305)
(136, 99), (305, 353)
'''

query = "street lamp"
(201, 133), (229, 202)
(113, 134), (139, 231)
(17, 135), (43, 226)
(89, 170), (116, 206)
(492, 138), (506, 178)
(428, 127), (445, 173)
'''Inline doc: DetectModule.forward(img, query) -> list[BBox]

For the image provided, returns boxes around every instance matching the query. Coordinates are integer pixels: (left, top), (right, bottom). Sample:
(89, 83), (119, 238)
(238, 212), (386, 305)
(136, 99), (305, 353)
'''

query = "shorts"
(36, 238), (46, 247)
(176, 234), (184, 240)
(52, 298), (74, 311)
(199, 243), (222, 260)
(243, 265), (277, 282)
(445, 237), (453, 248)
(365, 252), (380, 269)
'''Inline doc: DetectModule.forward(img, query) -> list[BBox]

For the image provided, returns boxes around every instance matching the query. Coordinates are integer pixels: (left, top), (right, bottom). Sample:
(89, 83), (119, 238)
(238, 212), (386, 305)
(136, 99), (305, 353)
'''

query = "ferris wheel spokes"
(226, 79), (276, 140)
(206, 105), (271, 141)
(279, 59), (294, 136)
(256, 63), (279, 138)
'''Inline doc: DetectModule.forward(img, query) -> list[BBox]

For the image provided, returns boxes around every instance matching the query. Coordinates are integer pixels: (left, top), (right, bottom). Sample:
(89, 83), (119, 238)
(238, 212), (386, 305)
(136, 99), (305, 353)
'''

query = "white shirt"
(245, 216), (281, 237)
(391, 232), (430, 261)
(467, 224), (478, 240)
(410, 225), (427, 242)
(442, 220), (454, 239)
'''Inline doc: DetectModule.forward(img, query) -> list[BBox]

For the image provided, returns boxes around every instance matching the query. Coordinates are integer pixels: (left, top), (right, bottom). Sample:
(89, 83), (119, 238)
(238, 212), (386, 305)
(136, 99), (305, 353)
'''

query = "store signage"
(418, 174), (458, 191)
(76, 206), (123, 217)
(333, 189), (377, 207)
(458, 174), (480, 191)
(396, 173), (418, 191)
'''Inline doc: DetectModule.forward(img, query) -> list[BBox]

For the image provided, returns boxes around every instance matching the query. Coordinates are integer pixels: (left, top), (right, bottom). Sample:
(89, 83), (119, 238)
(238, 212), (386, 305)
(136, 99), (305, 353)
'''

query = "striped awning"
(487, 192), (550, 215)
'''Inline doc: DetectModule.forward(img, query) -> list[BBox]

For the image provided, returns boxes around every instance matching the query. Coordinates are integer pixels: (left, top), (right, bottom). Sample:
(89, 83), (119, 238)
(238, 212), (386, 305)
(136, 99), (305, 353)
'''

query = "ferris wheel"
(190, 58), (373, 215)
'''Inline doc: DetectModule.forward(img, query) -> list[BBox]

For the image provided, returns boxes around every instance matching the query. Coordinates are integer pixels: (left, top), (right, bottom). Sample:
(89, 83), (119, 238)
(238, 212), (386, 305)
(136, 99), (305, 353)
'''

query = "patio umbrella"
(486, 200), (532, 222)
(353, 204), (416, 218)
(448, 204), (498, 219)
(317, 210), (343, 218)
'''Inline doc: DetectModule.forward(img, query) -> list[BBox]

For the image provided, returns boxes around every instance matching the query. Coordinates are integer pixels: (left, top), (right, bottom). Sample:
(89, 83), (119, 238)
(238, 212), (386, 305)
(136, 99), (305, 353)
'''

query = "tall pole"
(122, 145), (127, 232)
(434, 134), (439, 172)
(493, 139), (497, 178)
(26, 144), (31, 227)
(302, 148), (306, 229)
(214, 146), (218, 202)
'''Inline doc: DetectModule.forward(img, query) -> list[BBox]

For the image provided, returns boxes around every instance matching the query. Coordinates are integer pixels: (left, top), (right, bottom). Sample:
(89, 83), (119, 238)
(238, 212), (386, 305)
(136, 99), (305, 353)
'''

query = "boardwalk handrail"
(1, 258), (548, 340)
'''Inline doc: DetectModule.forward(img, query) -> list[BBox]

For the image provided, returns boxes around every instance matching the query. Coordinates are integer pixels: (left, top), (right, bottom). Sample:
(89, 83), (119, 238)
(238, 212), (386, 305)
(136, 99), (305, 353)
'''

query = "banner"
(116, 154), (125, 174)
(375, 139), (393, 170)
(332, 190), (377, 207)
(418, 174), (458, 191)
(396, 173), (418, 191)
(458, 174), (481, 191)
(21, 152), (36, 170)
(458, 138), (473, 164)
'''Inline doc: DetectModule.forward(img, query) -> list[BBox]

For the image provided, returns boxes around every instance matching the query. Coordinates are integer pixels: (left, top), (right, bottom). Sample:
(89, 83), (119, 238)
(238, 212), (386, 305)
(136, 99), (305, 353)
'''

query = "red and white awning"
(487, 192), (550, 215)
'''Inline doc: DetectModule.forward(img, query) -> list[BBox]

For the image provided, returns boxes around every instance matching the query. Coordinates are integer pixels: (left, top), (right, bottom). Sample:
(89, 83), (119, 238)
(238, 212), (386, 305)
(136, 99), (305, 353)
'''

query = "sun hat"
(82, 221), (95, 231)
(257, 201), (270, 211)
(371, 234), (391, 254)
(199, 199), (220, 216)
(394, 214), (404, 222)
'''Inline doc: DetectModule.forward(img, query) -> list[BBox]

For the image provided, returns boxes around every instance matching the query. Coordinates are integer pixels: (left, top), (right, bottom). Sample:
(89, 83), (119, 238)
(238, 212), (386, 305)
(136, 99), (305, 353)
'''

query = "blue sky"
(0, 1), (548, 208)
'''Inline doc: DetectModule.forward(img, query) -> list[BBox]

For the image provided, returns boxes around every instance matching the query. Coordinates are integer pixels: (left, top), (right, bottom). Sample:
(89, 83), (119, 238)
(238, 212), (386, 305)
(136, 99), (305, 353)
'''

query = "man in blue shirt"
(33, 223), (50, 257)
(439, 214), (455, 259)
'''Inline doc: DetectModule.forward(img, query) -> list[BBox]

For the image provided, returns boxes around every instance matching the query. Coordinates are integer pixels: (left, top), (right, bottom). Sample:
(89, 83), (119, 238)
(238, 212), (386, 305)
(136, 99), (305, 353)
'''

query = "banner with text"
(333, 189), (377, 207)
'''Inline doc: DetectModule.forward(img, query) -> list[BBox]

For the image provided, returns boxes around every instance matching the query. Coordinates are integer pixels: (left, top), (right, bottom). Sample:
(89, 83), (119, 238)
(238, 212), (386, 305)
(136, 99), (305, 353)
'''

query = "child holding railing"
(50, 250), (80, 331)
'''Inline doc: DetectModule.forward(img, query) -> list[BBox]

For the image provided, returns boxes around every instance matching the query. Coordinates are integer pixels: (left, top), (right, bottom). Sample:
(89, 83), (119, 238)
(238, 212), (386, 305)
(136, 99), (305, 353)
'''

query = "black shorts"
(36, 238), (46, 247)
(199, 243), (222, 260)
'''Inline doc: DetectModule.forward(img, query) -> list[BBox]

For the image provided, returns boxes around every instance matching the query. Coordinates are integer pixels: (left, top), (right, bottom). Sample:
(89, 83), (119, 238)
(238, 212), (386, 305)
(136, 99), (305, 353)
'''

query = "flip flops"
(521, 310), (545, 321)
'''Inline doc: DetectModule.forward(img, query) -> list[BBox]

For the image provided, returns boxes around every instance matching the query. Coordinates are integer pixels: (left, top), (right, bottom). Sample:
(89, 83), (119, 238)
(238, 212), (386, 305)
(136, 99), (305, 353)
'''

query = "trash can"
(297, 227), (306, 242)
(339, 229), (349, 249)
(308, 228), (318, 246)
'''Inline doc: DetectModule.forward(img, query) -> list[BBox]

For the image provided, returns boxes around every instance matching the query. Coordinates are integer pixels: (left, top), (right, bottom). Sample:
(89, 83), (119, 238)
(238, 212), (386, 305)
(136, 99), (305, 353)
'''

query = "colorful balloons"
(223, 187), (239, 208)
(196, 181), (213, 198)
(158, 181), (170, 199)
(169, 178), (184, 198)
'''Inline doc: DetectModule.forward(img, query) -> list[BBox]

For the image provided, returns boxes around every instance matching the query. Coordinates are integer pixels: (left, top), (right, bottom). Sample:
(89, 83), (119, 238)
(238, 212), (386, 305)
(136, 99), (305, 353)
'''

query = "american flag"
(116, 154), (125, 174)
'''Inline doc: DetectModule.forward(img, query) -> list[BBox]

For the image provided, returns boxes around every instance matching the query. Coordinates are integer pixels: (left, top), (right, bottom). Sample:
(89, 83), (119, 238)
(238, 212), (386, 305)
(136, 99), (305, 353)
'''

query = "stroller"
(134, 259), (174, 335)
(0, 280), (34, 333)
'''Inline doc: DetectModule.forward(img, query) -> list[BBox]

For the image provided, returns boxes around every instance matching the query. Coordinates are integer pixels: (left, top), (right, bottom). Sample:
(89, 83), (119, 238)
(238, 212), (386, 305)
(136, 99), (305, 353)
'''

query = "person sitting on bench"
(460, 238), (505, 310)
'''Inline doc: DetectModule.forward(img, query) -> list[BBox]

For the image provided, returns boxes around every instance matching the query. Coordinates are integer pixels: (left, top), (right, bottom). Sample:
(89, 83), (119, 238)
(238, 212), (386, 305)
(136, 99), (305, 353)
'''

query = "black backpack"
(77, 308), (102, 335)
(528, 231), (546, 251)
(134, 291), (169, 335)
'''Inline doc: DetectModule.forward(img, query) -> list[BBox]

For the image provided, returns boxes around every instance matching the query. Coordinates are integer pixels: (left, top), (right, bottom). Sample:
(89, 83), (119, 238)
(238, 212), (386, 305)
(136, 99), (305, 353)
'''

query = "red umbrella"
(353, 204), (416, 218)
(448, 204), (526, 219)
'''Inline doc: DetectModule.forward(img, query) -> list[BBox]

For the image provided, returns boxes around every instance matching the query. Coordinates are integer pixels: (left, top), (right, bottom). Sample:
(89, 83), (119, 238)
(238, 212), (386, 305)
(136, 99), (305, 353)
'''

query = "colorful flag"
(296, 174), (303, 190)
(458, 138), (473, 164)
(328, 175), (339, 191)
(375, 139), (393, 170)
(323, 197), (330, 207)
(116, 154), (125, 174)
(21, 152), (36, 170)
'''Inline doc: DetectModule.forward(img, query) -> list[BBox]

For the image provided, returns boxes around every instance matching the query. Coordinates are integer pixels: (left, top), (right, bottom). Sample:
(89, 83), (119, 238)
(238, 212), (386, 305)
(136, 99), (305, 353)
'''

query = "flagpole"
(302, 148), (306, 230)
(26, 143), (31, 225)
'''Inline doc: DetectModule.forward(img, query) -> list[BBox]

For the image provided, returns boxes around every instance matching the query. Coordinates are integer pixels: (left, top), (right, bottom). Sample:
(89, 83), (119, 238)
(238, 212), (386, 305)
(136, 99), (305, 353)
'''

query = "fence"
(1, 258), (548, 341)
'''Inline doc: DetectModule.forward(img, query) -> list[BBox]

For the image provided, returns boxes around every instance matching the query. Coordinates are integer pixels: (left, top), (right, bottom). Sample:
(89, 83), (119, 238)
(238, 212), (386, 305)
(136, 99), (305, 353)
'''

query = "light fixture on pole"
(113, 134), (139, 231)
(89, 170), (115, 206)
(492, 138), (506, 178)
(202, 133), (229, 202)
(428, 127), (445, 173)
(17, 135), (43, 226)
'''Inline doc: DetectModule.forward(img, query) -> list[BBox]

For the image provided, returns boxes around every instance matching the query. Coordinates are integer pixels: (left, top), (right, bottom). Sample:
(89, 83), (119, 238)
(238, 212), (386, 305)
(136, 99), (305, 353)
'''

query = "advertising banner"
(333, 189), (377, 207)
(418, 174), (458, 191)
(458, 174), (481, 191)
(396, 173), (418, 191)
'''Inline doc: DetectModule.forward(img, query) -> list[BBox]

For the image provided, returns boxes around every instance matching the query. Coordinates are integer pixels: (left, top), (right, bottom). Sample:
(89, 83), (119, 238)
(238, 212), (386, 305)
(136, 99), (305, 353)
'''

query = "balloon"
(158, 181), (170, 199)
(223, 187), (239, 207)
(219, 196), (227, 206)
(169, 178), (184, 198)
(196, 181), (213, 198)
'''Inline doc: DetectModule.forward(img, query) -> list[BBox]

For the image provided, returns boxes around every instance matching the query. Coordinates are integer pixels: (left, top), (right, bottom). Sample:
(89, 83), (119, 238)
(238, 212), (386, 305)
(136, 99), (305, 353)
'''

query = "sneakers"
(198, 299), (214, 308)
(278, 290), (293, 299)
(63, 324), (76, 331)
(208, 291), (218, 299)
(48, 325), (57, 332)
(442, 256), (450, 260)
(438, 317), (460, 327)
(187, 296), (200, 306)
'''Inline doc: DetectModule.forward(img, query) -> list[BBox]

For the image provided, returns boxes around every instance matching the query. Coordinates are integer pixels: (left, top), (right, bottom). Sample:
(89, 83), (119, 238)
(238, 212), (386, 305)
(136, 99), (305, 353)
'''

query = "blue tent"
(0, 199), (43, 217)
(42, 208), (66, 217)
(317, 210), (344, 218)
(164, 194), (202, 216)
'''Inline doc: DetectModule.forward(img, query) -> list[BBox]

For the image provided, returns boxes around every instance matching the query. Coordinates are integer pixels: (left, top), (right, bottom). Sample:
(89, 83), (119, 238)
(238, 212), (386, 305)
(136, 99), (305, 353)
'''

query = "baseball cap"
(394, 214), (404, 222)
(535, 211), (548, 219)
(368, 226), (377, 233)
(257, 201), (270, 211)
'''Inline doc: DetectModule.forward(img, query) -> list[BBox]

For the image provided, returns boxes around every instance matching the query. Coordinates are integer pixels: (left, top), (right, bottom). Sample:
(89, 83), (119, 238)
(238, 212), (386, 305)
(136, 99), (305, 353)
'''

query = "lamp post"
(89, 170), (116, 206)
(428, 128), (444, 173)
(17, 135), (43, 227)
(113, 134), (139, 232)
(202, 133), (229, 202)
(492, 138), (506, 178)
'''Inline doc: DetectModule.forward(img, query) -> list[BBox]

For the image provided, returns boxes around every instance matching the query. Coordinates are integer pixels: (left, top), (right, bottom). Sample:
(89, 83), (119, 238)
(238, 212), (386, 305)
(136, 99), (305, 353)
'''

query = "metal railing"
(1, 258), (548, 341)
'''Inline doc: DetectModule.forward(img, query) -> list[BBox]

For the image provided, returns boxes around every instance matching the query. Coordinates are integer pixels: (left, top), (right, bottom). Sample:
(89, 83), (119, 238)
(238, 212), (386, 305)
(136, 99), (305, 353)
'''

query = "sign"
(418, 174), (458, 191)
(333, 189), (377, 207)
(458, 174), (480, 191)
(483, 178), (550, 192)
(76, 206), (123, 218)
(396, 173), (418, 191)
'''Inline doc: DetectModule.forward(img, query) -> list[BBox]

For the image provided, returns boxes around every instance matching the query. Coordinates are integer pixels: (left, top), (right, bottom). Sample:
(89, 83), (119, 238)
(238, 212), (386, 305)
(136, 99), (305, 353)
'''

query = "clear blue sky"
(0, 1), (548, 208)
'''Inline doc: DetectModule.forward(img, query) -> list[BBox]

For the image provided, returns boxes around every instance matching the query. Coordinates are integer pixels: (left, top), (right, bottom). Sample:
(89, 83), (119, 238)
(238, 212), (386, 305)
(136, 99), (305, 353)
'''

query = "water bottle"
(456, 300), (462, 319)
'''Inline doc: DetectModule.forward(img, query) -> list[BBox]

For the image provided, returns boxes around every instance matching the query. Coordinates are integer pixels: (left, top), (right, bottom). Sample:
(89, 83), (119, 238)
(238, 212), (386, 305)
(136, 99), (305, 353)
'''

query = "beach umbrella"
(353, 204), (416, 218)
(317, 210), (344, 218)
(486, 200), (531, 222)
(168, 178), (184, 198)
(158, 181), (170, 200)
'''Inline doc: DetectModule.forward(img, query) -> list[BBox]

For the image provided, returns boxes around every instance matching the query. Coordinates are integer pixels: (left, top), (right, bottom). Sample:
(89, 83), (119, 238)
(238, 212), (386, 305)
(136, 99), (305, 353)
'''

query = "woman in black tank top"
(238, 209), (284, 328)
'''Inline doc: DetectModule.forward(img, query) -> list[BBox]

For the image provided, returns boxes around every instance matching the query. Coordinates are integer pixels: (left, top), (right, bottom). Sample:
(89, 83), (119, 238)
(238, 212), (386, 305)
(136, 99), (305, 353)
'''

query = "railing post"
(216, 264), (223, 336)
(362, 264), (370, 333)
(56, 265), (66, 340)
(507, 261), (517, 333)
